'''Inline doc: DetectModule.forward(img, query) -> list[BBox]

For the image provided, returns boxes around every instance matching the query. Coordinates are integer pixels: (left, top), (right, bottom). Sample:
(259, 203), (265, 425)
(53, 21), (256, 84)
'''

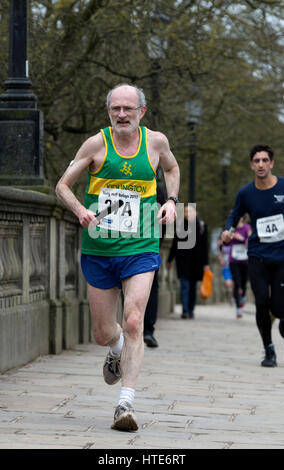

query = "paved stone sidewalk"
(0, 303), (284, 450)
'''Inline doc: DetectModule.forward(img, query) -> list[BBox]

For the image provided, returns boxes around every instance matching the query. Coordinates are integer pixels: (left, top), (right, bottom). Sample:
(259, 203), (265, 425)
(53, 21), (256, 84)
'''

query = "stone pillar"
(22, 215), (30, 304)
(49, 217), (63, 355)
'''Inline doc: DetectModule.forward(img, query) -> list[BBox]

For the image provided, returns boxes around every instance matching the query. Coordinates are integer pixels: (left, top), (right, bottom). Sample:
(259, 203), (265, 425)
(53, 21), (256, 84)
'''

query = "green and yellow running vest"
(81, 126), (159, 256)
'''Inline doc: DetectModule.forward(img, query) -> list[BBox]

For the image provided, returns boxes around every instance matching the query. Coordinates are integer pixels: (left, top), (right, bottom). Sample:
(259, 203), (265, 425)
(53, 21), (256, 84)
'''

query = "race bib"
(98, 187), (141, 233)
(231, 244), (248, 261)
(256, 214), (284, 243)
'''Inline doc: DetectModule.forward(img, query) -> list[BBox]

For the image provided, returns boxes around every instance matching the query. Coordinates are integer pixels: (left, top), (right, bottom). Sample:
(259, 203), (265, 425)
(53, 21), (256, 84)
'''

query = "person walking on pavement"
(167, 204), (209, 319)
(228, 216), (252, 318)
(56, 83), (180, 431)
(222, 144), (284, 367)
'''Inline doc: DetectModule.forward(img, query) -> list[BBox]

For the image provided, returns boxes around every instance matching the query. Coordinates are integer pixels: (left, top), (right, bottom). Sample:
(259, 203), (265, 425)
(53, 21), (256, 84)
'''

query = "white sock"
(110, 332), (124, 356)
(118, 387), (135, 406)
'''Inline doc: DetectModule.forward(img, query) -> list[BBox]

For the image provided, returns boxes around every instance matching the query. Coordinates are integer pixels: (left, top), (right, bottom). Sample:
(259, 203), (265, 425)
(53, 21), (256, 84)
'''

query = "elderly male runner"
(222, 144), (284, 368)
(56, 83), (180, 431)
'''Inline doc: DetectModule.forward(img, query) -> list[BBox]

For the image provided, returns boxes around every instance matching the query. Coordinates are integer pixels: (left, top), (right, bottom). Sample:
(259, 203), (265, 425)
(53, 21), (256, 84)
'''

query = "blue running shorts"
(222, 266), (232, 281)
(81, 252), (161, 289)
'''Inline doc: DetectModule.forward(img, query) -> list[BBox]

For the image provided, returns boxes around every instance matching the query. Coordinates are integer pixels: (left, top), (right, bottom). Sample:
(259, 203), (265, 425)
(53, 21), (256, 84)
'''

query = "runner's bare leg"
(88, 284), (122, 347)
(121, 271), (155, 389)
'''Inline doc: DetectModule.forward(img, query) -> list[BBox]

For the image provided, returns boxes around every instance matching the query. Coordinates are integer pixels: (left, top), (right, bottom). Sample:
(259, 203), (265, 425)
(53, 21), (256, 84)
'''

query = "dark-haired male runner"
(222, 144), (284, 367)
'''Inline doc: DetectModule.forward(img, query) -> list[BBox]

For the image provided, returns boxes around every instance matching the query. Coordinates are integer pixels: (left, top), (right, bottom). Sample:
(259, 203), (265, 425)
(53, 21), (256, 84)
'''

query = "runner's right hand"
(78, 209), (98, 229)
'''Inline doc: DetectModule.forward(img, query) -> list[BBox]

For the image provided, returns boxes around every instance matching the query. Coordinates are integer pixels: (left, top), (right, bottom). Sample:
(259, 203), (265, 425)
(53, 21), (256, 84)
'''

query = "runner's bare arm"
(55, 133), (104, 228)
(155, 133), (180, 224)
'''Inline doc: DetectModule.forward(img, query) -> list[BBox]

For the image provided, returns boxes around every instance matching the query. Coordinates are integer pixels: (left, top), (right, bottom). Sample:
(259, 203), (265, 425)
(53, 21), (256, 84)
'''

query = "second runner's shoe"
(261, 344), (277, 367)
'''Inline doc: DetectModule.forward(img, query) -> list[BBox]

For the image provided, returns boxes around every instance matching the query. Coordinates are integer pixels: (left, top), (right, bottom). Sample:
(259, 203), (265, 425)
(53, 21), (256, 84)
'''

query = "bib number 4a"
(256, 214), (284, 243)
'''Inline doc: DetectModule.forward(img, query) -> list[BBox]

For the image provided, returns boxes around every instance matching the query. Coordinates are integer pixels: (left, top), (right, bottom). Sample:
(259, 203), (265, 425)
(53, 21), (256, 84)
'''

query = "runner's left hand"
(158, 200), (177, 224)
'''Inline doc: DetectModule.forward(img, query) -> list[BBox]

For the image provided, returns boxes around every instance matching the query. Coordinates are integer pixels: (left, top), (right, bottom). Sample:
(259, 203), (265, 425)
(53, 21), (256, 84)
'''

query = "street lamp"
(0, 0), (36, 108)
(0, 0), (45, 187)
(146, 29), (168, 130)
(185, 88), (202, 203)
(146, 36), (164, 130)
(220, 150), (232, 219)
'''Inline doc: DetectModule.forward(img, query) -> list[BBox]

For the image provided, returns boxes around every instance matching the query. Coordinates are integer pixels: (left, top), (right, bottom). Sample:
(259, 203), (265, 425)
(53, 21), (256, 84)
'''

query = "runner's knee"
(93, 324), (116, 346)
(93, 330), (109, 346)
(123, 307), (143, 339)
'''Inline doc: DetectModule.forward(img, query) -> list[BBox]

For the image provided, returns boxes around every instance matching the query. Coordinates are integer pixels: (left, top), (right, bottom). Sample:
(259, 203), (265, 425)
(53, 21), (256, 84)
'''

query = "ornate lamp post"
(0, 0), (36, 108)
(220, 150), (232, 219)
(185, 88), (202, 203)
(146, 33), (168, 130)
(0, 0), (45, 187)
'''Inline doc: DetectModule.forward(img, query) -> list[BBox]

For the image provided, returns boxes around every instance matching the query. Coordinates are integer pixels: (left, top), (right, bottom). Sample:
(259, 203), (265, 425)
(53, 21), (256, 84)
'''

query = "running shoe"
(240, 296), (246, 308)
(261, 344), (277, 367)
(103, 350), (121, 385)
(236, 308), (243, 318)
(111, 401), (138, 431)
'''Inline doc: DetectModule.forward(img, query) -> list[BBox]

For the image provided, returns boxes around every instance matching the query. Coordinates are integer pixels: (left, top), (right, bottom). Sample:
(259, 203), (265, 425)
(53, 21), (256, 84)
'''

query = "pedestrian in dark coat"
(167, 204), (209, 318)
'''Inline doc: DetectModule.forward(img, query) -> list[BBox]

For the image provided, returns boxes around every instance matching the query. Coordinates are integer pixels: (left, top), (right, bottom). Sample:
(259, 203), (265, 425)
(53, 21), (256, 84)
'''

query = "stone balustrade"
(0, 186), (89, 373)
(0, 188), (178, 374)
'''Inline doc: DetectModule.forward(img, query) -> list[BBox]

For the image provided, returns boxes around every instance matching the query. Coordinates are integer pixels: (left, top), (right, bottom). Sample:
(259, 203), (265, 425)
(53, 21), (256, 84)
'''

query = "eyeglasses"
(109, 106), (141, 114)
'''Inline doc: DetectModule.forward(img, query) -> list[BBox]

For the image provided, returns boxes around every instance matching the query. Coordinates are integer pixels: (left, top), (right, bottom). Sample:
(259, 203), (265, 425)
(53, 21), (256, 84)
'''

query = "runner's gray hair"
(106, 83), (147, 108)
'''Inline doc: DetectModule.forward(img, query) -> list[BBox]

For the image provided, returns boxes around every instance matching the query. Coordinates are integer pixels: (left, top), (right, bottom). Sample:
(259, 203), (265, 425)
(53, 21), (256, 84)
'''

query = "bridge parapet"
(0, 187), (89, 373)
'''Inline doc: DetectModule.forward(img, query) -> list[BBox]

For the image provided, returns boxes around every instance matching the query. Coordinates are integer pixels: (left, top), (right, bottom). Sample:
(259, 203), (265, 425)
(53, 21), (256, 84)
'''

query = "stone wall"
(0, 187), (89, 373)
(0, 188), (178, 374)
